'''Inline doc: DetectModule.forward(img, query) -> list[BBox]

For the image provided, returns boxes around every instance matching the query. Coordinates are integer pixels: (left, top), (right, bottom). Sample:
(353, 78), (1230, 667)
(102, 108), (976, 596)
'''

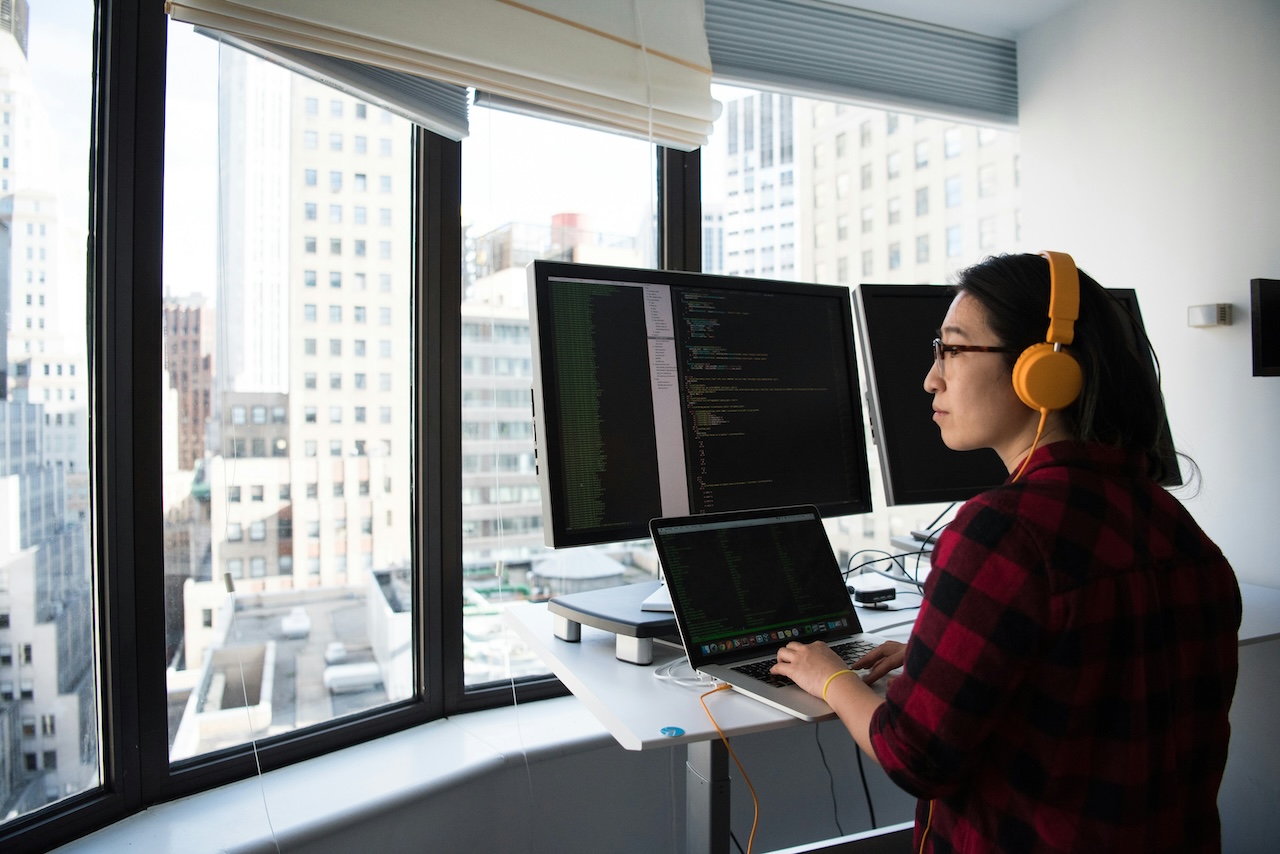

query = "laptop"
(650, 505), (889, 721)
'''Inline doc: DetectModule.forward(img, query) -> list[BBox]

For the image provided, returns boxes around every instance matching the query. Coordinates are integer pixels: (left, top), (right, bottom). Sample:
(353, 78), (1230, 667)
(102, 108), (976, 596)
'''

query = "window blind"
(705, 0), (1018, 127)
(165, 0), (718, 150)
(200, 29), (470, 140)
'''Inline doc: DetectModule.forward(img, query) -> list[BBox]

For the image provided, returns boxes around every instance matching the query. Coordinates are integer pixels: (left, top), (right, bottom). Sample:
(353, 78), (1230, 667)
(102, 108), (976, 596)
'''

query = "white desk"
(506, 595), (915, 852)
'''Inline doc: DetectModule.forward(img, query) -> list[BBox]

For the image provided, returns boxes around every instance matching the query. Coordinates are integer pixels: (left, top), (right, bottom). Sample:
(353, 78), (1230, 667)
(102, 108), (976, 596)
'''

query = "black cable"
(846, 551), (926, 592)
(731, 830), (745, 854)
(814, 725), (846, 837)
(923, 502), (956, 533)
(855, 740), (878, 829)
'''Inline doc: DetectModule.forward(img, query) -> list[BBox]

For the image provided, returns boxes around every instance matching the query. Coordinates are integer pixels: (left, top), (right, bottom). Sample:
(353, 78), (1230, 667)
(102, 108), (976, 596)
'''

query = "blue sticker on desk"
(660, 726), (685, 737)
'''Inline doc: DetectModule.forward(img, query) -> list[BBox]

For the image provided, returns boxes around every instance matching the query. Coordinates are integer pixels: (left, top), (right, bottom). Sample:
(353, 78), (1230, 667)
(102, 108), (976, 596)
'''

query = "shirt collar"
(1005, 440), (1147, 484)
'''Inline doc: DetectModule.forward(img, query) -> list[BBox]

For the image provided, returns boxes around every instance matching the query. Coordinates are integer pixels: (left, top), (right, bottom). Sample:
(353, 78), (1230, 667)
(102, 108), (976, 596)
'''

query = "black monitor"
(529, 260), (873, 547)
(853, 283), (1179, 507)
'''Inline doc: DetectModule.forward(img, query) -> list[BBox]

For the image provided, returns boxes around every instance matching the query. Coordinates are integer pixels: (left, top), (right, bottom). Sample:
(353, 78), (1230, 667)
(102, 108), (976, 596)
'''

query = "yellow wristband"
(821, 669), (855, 703)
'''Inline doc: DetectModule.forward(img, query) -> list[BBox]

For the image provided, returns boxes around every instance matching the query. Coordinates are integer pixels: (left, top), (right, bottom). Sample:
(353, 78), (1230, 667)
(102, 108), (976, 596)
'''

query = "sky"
(27, 0), (93, 226)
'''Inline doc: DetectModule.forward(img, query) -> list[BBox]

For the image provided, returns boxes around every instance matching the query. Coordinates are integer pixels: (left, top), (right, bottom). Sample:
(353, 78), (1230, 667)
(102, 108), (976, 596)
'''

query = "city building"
(162, 296), (213, 472)
(0, 10), (93, 820)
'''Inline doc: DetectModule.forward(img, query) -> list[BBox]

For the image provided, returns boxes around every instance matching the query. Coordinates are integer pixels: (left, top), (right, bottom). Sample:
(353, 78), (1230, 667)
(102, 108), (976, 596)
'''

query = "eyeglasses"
(931, 338), (1017, 376)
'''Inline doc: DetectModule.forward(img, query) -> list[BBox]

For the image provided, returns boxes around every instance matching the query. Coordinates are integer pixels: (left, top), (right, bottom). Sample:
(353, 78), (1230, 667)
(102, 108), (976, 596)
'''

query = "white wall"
(1018, 0), (1280, 586)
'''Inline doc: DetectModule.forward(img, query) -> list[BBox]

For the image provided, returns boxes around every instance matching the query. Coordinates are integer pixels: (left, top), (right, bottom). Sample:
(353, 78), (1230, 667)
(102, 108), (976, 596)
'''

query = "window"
(980, 216), (998, 251)
(915, 186), (929, 216)
(914, 140), (929, 168)
(945, 175), (962, 207)
(158, 31), (416, 782)
(11, 14), (1024, 851)
(945, 126), (963, 157)
(979, 164), (997, 197)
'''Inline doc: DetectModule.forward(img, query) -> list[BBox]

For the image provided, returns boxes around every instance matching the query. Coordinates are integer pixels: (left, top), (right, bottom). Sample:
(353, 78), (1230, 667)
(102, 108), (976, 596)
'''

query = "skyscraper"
(0, 9), (94, 817)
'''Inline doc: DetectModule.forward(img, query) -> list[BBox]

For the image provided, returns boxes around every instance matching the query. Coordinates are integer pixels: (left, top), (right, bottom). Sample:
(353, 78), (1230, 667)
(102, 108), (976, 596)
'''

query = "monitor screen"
(853, 283), (1179, 506)
(529, 260), (873, 547)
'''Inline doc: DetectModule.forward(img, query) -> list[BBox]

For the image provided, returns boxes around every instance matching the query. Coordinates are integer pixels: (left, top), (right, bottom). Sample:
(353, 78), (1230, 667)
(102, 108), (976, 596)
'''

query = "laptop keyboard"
(731, 640), (877, 688)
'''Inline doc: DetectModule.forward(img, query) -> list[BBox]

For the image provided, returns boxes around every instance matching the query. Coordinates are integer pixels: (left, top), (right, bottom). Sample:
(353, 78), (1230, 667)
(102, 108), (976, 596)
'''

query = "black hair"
(953, 253), (1186, 486)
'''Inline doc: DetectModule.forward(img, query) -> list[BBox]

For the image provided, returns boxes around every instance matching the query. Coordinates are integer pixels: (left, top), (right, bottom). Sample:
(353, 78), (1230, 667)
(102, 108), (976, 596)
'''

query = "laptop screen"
(650, 506), (862, 668)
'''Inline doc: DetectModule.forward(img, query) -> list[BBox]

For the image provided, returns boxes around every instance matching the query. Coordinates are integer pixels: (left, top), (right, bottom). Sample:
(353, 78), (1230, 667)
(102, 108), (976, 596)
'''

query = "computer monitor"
(852, 283), (1179, 507)
(529, 260), (873, 547)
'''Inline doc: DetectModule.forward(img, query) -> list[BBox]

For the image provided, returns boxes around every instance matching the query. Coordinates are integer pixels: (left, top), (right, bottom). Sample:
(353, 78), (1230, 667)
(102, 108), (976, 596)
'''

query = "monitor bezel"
(529, 260), (874, 547)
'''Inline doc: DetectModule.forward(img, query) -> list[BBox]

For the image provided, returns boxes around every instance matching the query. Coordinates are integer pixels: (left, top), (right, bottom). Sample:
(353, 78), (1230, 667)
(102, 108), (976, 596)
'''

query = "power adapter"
(848, 584), (896, 605)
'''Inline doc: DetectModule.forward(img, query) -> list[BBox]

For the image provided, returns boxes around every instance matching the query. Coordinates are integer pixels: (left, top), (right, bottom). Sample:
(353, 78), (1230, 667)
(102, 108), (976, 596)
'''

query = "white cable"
(225, 572), (282, 854)
(652, 656), (718, 689)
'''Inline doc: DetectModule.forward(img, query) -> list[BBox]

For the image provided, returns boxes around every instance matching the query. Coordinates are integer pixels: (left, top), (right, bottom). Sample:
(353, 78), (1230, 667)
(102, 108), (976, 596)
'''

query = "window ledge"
(53, 696), (612, 853)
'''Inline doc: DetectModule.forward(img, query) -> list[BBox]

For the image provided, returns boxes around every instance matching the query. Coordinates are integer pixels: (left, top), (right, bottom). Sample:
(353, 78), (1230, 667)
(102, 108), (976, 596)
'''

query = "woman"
(772, 253), (1240, 852)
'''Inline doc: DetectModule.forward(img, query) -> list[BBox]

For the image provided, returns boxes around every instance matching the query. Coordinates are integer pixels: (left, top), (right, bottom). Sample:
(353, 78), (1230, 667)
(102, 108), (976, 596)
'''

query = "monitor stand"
(546, 580), (679, 665)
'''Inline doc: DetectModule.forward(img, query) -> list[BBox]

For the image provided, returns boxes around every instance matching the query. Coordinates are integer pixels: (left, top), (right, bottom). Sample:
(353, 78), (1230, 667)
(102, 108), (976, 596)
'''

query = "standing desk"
(505, 591), (917, 853)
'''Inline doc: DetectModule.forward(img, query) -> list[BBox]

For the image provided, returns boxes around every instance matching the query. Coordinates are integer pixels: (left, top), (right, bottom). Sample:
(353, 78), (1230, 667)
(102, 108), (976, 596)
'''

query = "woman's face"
(924, 291), (1037, 470)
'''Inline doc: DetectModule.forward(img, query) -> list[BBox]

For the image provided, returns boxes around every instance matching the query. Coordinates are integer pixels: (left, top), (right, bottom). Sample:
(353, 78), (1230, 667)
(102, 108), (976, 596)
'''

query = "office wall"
(1017, 0), (1280, 587)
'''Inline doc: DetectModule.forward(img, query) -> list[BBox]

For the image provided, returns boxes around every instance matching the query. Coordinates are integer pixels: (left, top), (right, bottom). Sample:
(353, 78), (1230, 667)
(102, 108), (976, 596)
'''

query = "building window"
(945, 176), (962, 208)
(945, 126), (963, 157)
(978, 164), (997, 198)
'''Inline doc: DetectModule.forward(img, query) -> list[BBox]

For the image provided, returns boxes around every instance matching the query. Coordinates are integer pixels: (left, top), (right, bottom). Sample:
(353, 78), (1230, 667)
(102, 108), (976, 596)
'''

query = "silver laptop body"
(650, 505), (887, 721)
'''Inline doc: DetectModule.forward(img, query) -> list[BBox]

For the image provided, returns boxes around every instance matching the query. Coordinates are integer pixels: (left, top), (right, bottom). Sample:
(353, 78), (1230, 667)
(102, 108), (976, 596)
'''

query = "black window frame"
(0, 2), (699, 851)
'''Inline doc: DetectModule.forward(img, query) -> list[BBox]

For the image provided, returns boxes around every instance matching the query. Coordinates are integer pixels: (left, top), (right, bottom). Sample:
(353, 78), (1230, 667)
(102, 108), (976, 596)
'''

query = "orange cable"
(699, 684), (759, 854)
(1012, 408), (1049, 483)
(919, 799), (934, 852)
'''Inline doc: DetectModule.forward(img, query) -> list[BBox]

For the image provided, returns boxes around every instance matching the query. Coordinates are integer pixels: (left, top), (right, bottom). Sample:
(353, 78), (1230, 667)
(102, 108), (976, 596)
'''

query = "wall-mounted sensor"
(1187, 303), (1232, 327)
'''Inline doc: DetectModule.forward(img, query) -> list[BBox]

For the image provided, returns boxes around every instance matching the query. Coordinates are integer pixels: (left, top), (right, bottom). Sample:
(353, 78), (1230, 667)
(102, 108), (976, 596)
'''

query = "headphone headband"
(1039, 250), (1080, 346)
(1011, 251), (1084, 414)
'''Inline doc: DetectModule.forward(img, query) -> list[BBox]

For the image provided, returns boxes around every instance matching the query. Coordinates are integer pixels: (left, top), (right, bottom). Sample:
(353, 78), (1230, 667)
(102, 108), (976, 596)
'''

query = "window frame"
(1, 3), (698, 850)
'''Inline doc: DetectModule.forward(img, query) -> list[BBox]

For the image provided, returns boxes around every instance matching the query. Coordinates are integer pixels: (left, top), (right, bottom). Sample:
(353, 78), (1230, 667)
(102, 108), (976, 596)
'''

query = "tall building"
(803, 104), (1022, 287)
(711, 92), (799, 280)
(460, 217), (646, 577)
(0, 13), (94, 818)
(0, 400), (93, 814)
(703, 96), (1023, 552)
(163, 296), (214, 471)
(199, 48), (415, 597)
(214, 48), (290, 402)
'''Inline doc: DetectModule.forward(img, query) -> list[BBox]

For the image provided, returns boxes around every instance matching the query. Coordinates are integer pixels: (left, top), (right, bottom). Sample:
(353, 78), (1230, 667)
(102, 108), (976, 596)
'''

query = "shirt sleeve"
(869, 495), (1049, 799)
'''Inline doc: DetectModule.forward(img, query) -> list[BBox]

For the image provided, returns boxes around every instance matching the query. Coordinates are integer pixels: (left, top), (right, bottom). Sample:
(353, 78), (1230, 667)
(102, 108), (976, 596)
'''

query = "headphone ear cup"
(1012, 343), (1083, 411)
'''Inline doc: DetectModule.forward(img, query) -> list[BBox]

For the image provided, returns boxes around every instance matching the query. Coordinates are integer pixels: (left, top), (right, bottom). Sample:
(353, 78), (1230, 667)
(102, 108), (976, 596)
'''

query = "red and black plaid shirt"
(869, 441), (1241, 852)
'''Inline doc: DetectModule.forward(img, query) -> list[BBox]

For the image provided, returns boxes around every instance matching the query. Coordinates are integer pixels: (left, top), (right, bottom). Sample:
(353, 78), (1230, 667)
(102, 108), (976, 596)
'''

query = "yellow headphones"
(1011, 251), (1083, 412)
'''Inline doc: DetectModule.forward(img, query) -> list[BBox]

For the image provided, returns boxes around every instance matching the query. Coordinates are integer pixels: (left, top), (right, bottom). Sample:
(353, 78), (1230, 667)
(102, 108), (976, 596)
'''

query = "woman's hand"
(771, 641), (849, 698)
(772, 639), (906, 698)
(851, 640), (905, 685)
